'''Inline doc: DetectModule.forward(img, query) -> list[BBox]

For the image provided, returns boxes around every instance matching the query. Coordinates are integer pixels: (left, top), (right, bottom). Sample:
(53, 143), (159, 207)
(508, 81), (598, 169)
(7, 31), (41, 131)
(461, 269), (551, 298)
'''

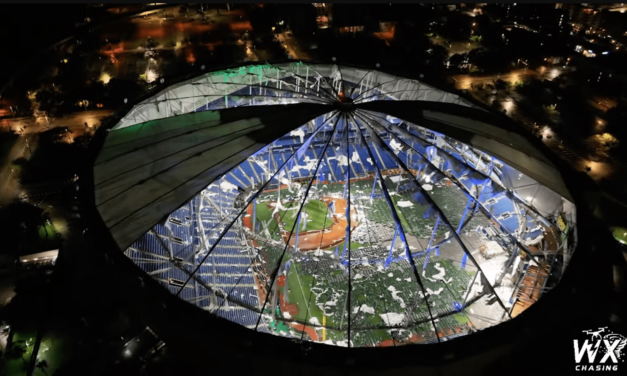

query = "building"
(91, 61), (582, 349)
(563, 4), (602, 31)
(18, 250), (58, 267)
(331, 3), (377, 34)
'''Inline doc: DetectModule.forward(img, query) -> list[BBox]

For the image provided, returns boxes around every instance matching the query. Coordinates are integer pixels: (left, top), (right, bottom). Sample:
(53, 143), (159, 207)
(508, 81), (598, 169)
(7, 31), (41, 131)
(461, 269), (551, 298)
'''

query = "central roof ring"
(334, 92), (355, 111)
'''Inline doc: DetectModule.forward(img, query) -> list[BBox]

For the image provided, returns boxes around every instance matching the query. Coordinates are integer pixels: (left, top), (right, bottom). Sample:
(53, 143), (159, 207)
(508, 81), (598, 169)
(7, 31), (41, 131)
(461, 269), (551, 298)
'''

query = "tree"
(105, 78), (144, 106)
(474, 15), (504, 49)
(605, 103), (627, 157)
(467, 48), (514, 74)
(212, 44), (247, 65)
(392, 21), (431, 53)
(449, 53), (466, 69)
(14, 94), (34, 118)
(434, 12), (472, 41)
(39, 127), (70, 144)
(36, 359), (50, 376)
(0, 200), (50, 258)
(286, 4), (318, 38)
(427, 44), (448, 68)
(5, 342), (28, 367)
(249, 4), (277, 34)
(257, 35), (287, 60)
(82, 81), (108, 106)
(491, 99), (504, 112)
(35, 90), (57, 113)
(558, 89), (597, 139)
(161, 52), (195, 80)
(515, 78), (557, 107)
(34, 88), (75, 118)
(494, 79), (509, 93)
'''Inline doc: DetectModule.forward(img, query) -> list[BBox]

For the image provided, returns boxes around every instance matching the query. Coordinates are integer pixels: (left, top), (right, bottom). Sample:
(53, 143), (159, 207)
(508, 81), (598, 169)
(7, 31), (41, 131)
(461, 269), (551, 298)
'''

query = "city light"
(99, 72), (112, 84)
(145, 68), (158, 83)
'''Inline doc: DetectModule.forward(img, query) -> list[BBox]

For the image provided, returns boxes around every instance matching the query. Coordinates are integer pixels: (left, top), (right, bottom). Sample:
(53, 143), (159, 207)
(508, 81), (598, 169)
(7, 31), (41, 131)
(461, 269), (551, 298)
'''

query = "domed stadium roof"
(94, 62), (577, 347)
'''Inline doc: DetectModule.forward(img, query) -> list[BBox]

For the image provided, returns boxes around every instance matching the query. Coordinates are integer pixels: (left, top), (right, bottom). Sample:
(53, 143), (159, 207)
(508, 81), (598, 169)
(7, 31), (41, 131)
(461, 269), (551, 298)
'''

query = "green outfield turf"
(390, 195), (413, 234)
(252, 197), (332, 242)
(252, 201), (282, 241)
(278, 200), (332, 233)
(275, 253), (477, 346)
(387, 191), (450, 239)
(426, 183), (469, 230)
(335, 241), (372, 252)
(286, 264), (326, 323)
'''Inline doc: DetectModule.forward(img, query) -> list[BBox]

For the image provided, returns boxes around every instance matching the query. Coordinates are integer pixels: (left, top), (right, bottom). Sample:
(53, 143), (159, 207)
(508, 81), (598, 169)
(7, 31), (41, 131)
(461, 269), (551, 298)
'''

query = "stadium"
(88, 62), (582, 352)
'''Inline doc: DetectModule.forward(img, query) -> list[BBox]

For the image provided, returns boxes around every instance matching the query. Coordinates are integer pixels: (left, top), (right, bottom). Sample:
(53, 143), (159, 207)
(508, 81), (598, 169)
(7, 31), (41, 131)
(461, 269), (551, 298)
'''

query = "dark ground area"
(0, 5), (82, 91)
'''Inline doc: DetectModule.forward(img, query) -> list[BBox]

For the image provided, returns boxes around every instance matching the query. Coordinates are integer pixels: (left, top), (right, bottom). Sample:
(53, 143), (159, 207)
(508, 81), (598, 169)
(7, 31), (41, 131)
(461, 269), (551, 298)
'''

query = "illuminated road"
(0, 134), (33, 206)
(0, 110), (113, 205)
(430, 37), (482, 57)
(5, 109), (113, 136)
(92, 6), (253, 82)
(276, 33), (311, 60)
(451, 67), (564, 90)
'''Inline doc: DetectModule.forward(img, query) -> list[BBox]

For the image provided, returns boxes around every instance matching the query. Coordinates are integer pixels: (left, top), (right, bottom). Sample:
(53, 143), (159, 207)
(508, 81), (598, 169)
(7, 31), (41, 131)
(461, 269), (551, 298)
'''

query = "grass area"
(269, 315), (291, 335)
(366, 329), (392, 343)
(390, 195), (412, 233)
(38, 223), (57, 241)
(36, 223), (61, 251)
(4, 330), (38, 376)
(10, 162), (22, 174)
(285, 264), (331, 325)
(426, 183), (468, 230)
(611, 227), (626, 245)
(279, 200), (332, 233)
(324, 328), (348, 342)
(0, 132), (19, 165)
(393, 194), (450, 238)
(335, 241), (371, 252)
(32, 331), (75, 376)
(252, 197), (332, 241)
(253, 201), (281, 240)
(271, 251), (478, 345)
(453, 313), (470, 325)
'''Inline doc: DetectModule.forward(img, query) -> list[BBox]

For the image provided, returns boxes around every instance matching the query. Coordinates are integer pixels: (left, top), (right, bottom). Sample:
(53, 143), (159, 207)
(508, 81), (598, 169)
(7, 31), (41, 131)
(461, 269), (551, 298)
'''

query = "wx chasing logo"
(573, 327), (626, 371)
